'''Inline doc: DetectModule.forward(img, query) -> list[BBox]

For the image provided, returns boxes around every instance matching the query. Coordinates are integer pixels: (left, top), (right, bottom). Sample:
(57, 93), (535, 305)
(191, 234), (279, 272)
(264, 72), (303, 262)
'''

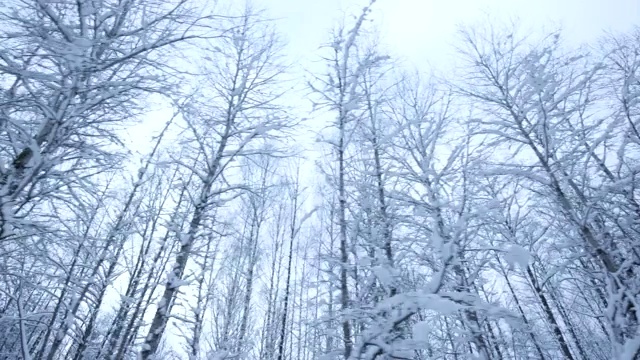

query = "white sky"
(258, 0), (639, 69)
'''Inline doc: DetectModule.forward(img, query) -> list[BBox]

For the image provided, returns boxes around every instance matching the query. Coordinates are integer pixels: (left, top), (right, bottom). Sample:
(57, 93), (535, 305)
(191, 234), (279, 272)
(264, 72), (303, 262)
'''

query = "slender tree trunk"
(337, 106), (353, 359)
(238, 218), (260, 354)
(548, 285), (589, 360)
(277, 186), (299, 360)
(71, 239), (130, 360)
(364, 76), (395, 297)
(495, 256), (547, 359)
(190, 230), (220, 360)
(259, 206), (284, 360)
(17, 291), (32, 360)
(140, 179), (213, 359)
(526, 266), (575, 360)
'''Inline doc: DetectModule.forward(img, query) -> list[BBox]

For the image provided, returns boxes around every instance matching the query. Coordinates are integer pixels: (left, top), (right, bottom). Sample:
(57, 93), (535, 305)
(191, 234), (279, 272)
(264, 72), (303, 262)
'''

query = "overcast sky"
(257, 0), (639, 70)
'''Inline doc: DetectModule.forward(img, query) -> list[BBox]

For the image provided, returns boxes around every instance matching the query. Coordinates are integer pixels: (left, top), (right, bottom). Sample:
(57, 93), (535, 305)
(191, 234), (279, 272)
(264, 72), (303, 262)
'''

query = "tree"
(139, 6), (291, 358)
(308, 2), (388, 357)
(0, 0), (204, 357)
(457, 23), (640, 358)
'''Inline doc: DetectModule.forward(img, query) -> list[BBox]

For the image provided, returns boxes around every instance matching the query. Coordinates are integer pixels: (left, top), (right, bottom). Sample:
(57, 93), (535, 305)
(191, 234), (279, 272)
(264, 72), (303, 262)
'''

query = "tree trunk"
(526, 266), (575, 360)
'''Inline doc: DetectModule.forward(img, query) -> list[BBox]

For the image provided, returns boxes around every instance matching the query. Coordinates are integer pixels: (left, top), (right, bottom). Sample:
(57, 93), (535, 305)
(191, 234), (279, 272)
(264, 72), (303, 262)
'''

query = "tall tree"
(140, 6), (290, 358)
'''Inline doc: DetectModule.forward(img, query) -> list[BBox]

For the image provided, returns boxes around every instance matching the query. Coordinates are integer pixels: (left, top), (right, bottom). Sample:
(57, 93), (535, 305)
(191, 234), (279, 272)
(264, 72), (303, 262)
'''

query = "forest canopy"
(0, 0), (638, 359)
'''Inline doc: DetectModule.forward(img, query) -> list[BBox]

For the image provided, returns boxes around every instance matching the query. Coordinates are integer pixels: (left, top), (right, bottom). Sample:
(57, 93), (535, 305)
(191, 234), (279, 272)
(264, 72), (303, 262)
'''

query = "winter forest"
(0, 0), (639, 359)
